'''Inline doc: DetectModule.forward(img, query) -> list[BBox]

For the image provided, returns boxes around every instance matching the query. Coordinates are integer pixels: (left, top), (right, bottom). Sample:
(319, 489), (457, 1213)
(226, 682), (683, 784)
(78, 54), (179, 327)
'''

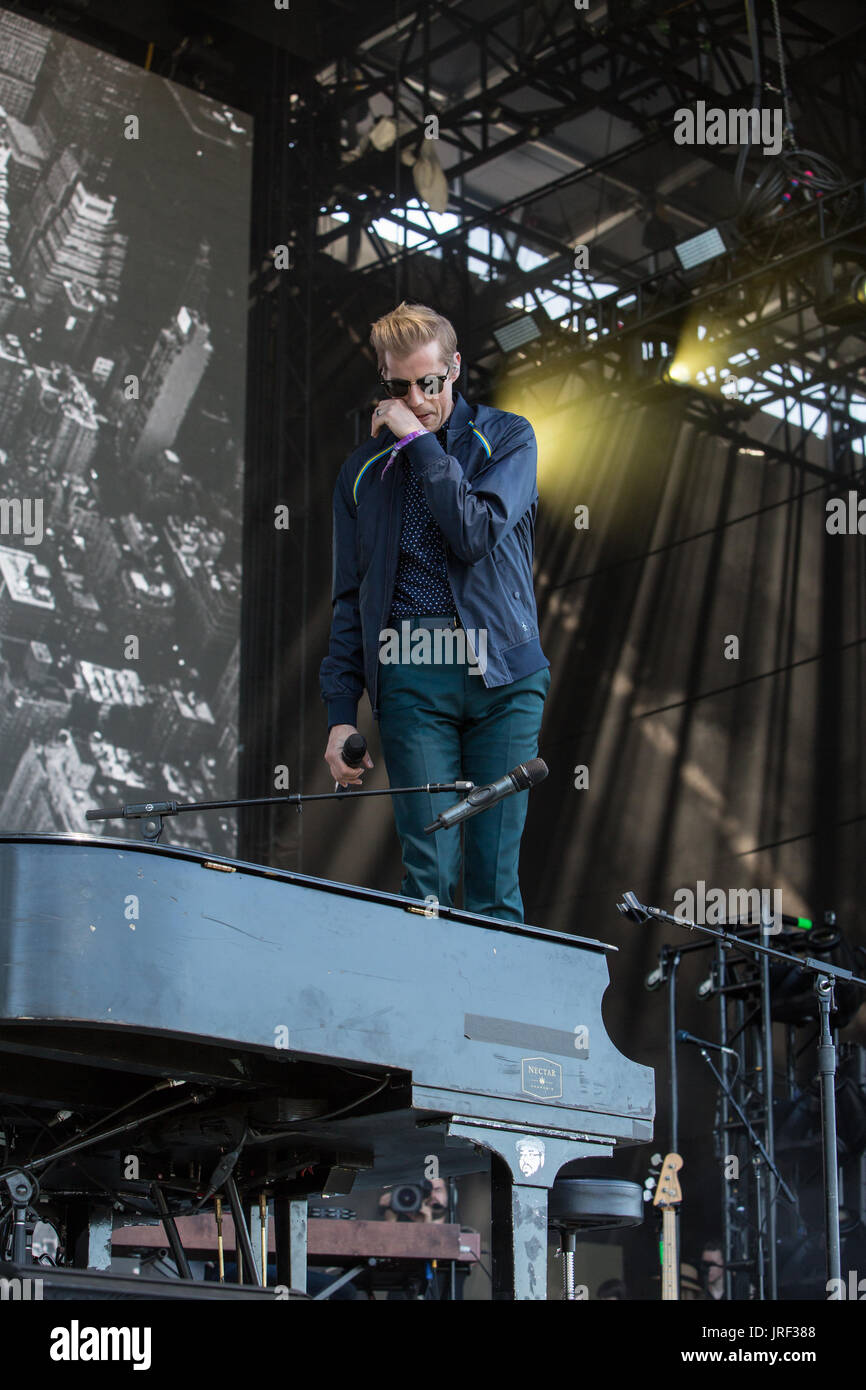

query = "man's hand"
(371, 398), (426, 440)
(325, 724), (374, 787)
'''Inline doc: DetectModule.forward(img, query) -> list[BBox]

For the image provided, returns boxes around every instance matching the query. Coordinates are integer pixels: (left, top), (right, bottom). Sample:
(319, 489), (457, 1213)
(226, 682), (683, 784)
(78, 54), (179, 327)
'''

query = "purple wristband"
(380, 427), (427, 480)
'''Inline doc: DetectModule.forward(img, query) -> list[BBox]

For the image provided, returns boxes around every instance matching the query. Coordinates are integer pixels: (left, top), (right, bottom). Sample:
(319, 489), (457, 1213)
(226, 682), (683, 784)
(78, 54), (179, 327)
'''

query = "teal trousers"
(378, 657), (550, 922)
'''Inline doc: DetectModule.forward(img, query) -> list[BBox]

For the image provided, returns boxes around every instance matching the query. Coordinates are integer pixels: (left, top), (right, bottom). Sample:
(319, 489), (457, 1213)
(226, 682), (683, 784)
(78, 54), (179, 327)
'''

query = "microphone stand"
(688, 1040), (797, 1206)
(616, 891), (866, 1292)
(690, 1037), (800, 1301)
(85, 782), (475, 843)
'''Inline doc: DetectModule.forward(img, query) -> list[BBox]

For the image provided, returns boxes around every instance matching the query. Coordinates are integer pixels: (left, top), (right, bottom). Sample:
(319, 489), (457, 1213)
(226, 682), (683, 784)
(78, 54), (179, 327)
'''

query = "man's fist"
(325, 724), (374, 787)
(370, 398), (425, 440)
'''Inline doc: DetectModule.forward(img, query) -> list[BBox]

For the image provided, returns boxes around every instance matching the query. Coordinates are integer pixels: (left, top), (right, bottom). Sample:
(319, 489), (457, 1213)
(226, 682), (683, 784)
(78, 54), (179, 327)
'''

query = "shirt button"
(513, 590), (520, 598)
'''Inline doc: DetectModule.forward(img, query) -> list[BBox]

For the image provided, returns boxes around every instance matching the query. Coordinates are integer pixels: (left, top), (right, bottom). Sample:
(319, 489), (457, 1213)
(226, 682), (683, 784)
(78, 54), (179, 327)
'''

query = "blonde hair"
(369, 301), (457, 370)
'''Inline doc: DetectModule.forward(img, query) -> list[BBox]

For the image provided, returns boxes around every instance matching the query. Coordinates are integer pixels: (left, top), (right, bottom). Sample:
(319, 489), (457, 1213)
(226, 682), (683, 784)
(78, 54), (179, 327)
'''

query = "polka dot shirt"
(389, 425), (457, 619)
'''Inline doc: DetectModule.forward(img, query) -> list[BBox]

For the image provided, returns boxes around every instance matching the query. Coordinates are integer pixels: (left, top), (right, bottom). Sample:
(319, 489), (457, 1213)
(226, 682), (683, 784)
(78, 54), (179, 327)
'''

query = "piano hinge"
(450, 1114), (619, 1145)
(201, 860), (237, 873)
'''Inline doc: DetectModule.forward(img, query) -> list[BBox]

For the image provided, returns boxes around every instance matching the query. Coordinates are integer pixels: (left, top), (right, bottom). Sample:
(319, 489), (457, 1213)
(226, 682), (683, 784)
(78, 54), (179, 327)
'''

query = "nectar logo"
(521, 1056), (562, 1099)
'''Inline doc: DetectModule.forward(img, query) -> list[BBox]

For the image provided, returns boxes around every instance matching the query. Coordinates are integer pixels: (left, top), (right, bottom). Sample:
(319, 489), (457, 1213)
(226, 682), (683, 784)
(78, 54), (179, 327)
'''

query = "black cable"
(3, 1082), (189, 1180)
(246, 1075), (392, 1143)
(469, 1253), (493, 1283)
(56, 1080), (188, 1151)
(770, 0), (793, 139)
(0, 1208), (13, 1257)
(0, 1088), (208, 1184)
(1, 1102), (59, 1163)
(735, 0), (764, 203)
(735, 0), (848, 230)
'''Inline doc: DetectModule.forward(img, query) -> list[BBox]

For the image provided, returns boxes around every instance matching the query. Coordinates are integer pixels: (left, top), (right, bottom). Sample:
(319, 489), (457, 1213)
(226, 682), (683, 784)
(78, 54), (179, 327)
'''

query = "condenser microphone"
(423, 758), (548, 834)
(676, 1029), (737, 1058)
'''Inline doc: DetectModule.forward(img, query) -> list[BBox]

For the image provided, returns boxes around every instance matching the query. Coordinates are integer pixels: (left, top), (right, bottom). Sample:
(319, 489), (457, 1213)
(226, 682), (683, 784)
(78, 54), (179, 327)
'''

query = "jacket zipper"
(444, 550), (489, 684)
(373, 463), (402, 715)
(443, 426), (490, 682)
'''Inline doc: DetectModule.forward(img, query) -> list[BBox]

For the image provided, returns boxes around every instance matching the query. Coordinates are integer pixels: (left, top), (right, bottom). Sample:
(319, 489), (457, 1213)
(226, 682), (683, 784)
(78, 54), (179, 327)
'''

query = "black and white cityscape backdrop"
(0, 10), (251, 855)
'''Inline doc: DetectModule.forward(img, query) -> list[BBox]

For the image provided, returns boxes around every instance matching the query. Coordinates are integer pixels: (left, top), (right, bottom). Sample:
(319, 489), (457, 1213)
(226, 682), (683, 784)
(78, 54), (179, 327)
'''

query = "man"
(320, 301), (549, 922)
(596, 1278), (628, 1300)
(378, 1178), (449, 1222)
(699, 1239), (726, 1300)
(377, 1178), (464, 1299)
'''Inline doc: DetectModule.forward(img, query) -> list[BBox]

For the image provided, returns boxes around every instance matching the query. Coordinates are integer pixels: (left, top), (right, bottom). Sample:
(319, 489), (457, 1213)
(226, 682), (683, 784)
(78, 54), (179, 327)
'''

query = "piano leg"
(225, 1175), (262, 1287)
(491, 1157), (548, 1300)
(151, 1183), (193, 1279)
(274, 1195), (307, 1295)
(68, 1203), (113, 1271)
(449, 1121), (609, 1301)
(249, 1197), (268, 1285)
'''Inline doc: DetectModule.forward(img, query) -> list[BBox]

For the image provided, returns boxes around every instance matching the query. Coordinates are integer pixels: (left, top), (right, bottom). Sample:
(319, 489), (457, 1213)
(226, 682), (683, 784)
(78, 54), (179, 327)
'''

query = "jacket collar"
(445, 389), (474, 437)
(352, 390), (477, 502)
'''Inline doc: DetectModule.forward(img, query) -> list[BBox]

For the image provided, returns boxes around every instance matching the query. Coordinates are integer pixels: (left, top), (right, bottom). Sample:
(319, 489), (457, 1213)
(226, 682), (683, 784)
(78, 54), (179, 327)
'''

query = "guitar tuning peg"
(644, 1176), (656, 1189)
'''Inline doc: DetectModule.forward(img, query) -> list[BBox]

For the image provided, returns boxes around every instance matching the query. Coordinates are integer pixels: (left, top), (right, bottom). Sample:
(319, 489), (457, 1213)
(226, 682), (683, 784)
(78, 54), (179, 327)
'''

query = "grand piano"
(0, 833), (654, 1299)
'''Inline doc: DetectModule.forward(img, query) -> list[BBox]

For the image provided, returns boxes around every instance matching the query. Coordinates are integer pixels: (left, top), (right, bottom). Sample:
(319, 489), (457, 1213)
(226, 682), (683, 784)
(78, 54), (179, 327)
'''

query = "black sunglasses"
(378, 366), (453, 399)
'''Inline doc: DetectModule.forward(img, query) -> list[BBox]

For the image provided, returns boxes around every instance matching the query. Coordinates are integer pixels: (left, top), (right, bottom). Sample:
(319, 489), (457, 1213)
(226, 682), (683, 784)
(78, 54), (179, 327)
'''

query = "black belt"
(390, 614), (461, 629)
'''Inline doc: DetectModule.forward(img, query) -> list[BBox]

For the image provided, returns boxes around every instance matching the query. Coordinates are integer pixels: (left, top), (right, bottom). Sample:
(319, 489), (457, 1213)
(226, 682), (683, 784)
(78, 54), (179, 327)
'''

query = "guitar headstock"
(652, 1152), (683, 1209)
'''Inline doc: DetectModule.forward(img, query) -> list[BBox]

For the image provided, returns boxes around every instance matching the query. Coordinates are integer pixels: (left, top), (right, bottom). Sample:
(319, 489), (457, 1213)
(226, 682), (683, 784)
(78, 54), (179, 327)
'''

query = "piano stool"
(547, 1176), (644, 1299)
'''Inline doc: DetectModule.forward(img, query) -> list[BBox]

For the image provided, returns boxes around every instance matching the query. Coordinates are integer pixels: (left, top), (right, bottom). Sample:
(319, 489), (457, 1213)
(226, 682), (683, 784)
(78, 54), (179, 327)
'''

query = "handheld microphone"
(341, 733), (367, 768)
(423, 758), (548, 834)
(336, 732), (367, 794)
(676, 1028), (737, 1058)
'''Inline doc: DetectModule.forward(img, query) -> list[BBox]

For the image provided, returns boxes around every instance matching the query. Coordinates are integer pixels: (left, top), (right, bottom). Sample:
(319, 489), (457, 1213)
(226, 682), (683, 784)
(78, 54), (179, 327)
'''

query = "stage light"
(412, 145), (449, 214)
(628, 329), (679, 390)
(659, 310), (759, 414)
(674, 227), (728, 271)
(493, 314), (542, 354)
(662, 360), (691, 385)
(369, 116), (398, 151)
(816, 250), (866, 326)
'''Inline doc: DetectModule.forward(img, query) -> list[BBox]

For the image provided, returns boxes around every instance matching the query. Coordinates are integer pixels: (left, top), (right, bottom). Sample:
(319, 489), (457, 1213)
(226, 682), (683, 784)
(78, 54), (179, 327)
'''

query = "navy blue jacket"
(320, 390), (548, 728)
